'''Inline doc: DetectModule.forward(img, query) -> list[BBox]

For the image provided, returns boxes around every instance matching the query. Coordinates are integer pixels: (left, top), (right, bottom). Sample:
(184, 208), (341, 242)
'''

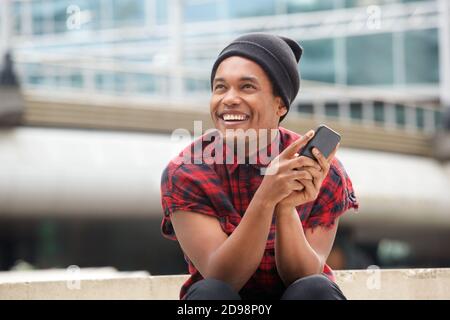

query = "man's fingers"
(281, 130), (314, 159)
(289, 155), (321, 171)
(291, 180), (305, 191)
(302, 167), (324, 190)
(293, 169), (313, 181)
(312, 147), (327, 170)
(301, 179), (317, 199)
(312, 143), (340, 174)
(302, 167), (322, 180)
(327, 142), (340, 162)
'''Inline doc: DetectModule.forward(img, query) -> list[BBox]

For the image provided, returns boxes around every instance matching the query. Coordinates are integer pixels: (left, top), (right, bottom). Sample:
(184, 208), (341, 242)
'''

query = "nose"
(222, 87), (241, 107)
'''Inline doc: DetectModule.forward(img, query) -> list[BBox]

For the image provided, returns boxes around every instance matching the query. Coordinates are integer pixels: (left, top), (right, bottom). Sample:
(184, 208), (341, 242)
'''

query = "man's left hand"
(276, 143), (340, 212)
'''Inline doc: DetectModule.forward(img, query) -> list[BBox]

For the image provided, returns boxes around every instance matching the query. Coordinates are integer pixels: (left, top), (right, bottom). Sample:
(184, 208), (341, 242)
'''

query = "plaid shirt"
(161, 126), (359, 299)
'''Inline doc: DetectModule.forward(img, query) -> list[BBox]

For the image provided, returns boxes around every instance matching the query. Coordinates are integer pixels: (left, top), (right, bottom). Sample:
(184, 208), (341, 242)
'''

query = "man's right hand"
(255, 130), (322, 207)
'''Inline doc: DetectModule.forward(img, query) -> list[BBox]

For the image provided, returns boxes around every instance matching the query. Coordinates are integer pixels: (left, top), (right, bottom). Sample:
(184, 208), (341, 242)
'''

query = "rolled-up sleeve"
(160, 164), (219, 240)
(303, 157), (359, 229)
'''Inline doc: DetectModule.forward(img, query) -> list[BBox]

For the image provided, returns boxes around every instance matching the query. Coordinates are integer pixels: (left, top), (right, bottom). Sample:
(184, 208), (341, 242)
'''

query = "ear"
(275, 97), (288, 117)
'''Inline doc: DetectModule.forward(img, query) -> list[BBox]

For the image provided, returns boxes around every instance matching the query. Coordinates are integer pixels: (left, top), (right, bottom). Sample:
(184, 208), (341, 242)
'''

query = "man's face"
(210, 56), (287, 140)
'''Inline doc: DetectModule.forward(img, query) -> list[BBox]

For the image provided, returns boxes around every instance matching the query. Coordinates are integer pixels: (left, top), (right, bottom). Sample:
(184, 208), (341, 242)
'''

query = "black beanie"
(210, 33), (303, 122)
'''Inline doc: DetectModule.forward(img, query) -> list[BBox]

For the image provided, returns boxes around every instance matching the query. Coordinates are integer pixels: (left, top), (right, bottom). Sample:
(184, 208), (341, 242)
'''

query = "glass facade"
(1, 0), (442, 131)
(10, 1), (440, 85)
(9, 0), (437, 30)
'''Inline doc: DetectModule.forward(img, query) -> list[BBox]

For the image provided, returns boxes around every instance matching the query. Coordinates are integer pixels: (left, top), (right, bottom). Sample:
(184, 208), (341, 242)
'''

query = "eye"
(214, 84), (226, 91)
(242, 83), (256, 90)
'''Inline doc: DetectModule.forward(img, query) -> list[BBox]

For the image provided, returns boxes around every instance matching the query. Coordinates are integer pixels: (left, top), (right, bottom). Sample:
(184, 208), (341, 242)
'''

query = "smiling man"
(161, 33), (359, 300)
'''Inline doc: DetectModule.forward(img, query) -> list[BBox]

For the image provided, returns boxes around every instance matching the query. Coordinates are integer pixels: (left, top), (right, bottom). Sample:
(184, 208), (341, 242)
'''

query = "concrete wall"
(1, 268), (450, 300)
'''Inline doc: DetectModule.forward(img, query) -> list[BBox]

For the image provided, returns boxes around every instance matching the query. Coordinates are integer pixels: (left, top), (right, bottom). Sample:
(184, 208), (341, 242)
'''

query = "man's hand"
(255, 130), (318, 207)
(276, 142), (340, 212)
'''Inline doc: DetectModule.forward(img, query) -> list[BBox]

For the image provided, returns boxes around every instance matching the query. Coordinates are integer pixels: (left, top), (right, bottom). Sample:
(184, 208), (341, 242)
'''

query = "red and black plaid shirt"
(161, 126), (359, 299)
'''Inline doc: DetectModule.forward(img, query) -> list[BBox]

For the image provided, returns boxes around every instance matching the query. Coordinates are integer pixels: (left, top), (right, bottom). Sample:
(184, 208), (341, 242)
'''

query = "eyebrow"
(213, 76), (259, 84)
(240, 76), (259, 83)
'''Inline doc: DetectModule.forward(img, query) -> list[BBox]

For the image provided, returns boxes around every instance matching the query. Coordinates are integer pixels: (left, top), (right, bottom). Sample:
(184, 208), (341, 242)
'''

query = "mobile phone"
(299, 124), (341, 160)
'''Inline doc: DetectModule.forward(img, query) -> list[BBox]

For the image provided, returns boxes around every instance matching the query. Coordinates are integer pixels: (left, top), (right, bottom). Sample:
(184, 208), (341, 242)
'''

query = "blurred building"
(1, 0), (450, 275)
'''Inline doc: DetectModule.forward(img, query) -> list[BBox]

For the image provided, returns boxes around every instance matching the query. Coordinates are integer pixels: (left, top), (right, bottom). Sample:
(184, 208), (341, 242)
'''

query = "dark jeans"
(183, 274), (347, 300)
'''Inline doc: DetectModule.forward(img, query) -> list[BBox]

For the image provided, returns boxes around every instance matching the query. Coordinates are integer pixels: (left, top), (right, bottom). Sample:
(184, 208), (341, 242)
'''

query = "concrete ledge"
(1, 268), (450, 300)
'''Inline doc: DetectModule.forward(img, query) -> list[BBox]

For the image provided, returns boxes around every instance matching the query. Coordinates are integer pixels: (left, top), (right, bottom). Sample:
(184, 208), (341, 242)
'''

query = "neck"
(224, 128), (280, 160)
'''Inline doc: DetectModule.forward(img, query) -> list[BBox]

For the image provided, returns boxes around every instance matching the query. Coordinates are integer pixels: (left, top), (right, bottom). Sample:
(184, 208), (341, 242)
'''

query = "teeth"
(223, 114), (247, 121)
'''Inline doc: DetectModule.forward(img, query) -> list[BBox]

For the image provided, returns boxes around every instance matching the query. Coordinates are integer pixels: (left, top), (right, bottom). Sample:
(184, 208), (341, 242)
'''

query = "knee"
(184, 278), (241, 300)
(281, 274), (346, 300)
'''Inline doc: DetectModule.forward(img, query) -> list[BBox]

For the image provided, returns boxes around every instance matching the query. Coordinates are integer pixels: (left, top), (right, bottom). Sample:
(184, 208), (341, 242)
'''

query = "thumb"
(281, 130), (315, 159)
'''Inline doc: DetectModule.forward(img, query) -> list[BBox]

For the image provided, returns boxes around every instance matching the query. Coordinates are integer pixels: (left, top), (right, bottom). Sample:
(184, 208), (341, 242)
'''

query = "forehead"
(214, 56), (270, 83)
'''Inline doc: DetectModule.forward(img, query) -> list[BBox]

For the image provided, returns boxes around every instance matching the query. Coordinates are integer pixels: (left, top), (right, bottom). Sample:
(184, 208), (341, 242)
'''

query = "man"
(161, 33), (359, 300)
(0, 51), (23, 126)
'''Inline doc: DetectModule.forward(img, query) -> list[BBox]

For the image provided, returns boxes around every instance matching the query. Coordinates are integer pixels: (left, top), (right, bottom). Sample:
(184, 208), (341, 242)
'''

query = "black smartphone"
(299, 124), (341, 160)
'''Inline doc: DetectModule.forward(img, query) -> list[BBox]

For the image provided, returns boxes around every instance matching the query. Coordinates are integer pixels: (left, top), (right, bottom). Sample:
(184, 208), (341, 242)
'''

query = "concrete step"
(1, 268), (450, 300)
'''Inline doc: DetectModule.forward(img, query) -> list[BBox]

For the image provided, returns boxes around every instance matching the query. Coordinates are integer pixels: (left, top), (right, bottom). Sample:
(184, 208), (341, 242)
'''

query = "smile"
(219, 113), (250, 122)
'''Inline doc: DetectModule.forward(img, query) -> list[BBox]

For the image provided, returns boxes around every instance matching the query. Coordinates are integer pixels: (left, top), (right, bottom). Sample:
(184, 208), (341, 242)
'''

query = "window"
(185, 78), (210, 93)
(344, 0), (407, 8)
(395, 104), (406, 127)
(401, 0), (429, 3)
(156, 0), (168, 25)
(325, 102), (339, 118)
(374, 101), (385, 123)
(346, 33), (394, 85)
(53, 0), (69, 33)
(286, 0), (335, 13)
(54, 0), (97, 33)
(70, 72), (83, 88)
(227, 0), (275, 18)
(13, 1), (22, 35)
(297, 103), (314, 115)
(301, 38), (335, 83)
(404, 29), (439, 84)
(434, 110), (442, 130)
(135, 74), (157, 93)
(416, 107), (425, 129)
(184, 0), (219, 22)
(96, 73), (115, 92)
(31, 0), (46, 35)
(112, 0), (145, 27)
(26, 63), (44, 86)
(350, 102), (363, 121)
(114, 73), (126, 92)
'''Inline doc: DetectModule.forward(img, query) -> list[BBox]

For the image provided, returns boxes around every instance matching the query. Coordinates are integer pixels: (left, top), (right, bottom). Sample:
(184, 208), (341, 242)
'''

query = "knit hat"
(210, 33), (303, 122)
